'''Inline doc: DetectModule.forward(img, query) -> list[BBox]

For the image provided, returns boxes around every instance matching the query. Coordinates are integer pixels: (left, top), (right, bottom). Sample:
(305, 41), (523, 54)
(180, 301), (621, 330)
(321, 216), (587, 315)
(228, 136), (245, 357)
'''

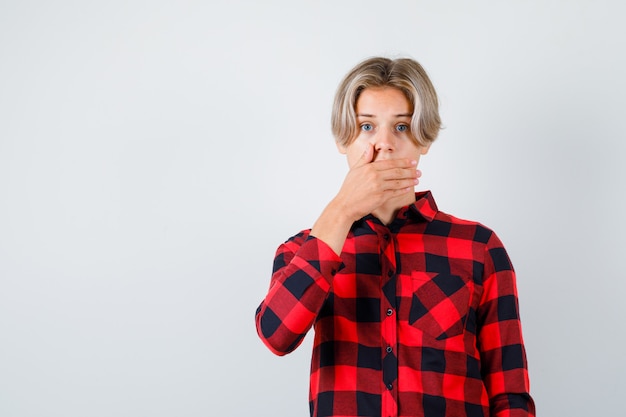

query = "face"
(337, 87), (430, 167)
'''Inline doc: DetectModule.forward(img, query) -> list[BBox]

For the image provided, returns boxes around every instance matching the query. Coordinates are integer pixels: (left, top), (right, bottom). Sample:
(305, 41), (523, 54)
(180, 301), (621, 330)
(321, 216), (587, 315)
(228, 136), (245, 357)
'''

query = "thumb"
(354, 143), (375, 168)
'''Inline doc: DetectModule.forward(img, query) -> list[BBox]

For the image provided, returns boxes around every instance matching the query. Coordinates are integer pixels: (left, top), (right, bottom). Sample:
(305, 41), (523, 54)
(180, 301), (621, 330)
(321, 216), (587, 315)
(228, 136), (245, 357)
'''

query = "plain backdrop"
(1, 1), (625, 416)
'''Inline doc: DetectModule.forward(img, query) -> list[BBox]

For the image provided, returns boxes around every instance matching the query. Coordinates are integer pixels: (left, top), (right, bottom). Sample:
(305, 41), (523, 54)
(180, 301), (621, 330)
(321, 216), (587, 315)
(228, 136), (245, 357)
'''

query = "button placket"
(378, 226), (398, 416)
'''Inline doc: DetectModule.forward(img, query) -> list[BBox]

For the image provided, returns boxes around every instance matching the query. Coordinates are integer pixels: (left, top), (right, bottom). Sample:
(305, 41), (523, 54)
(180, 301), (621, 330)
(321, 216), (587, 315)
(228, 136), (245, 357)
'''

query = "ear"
(336, 141), (347, 155)
(419, 143), (431, 155)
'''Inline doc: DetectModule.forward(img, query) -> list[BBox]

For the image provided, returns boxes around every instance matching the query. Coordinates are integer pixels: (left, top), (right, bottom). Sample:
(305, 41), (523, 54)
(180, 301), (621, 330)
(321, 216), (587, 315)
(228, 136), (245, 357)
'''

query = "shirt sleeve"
(255, 231), (344, 356)
(477, 231), (536, 417)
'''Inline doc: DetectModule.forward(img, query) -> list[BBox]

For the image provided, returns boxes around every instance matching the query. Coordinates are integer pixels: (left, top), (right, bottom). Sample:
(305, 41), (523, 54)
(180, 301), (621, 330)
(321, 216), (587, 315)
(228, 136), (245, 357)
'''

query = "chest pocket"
(409, 271), (473, 340)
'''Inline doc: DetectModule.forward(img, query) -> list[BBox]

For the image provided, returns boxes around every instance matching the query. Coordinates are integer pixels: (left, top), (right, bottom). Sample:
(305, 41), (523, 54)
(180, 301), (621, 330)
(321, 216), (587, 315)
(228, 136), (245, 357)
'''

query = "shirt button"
(386, 346), (393, 353)
(383, 233), (390, 240)
(387, 270), (393, 277)
(387, 383), (393, 390)
(386, 308), (393, 316)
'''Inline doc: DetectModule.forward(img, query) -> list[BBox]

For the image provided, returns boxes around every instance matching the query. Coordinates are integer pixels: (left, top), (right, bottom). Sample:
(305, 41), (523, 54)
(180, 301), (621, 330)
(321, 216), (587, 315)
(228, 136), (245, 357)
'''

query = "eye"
(360, 123), (373, 132)
(396, 124), (409, 133)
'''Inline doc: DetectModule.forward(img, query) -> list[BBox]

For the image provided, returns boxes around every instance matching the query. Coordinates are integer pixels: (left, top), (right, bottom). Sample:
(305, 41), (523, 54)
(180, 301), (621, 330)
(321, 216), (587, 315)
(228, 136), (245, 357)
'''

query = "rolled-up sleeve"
(255, 232), (344, 356)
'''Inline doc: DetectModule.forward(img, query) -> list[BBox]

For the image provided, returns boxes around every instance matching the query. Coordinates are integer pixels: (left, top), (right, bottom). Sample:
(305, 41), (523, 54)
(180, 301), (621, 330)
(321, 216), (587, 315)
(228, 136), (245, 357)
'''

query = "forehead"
(355, 87), (412, 113)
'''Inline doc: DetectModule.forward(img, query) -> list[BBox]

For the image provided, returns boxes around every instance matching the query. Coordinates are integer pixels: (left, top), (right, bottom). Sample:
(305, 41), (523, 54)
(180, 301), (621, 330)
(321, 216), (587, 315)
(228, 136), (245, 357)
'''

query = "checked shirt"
(256, 191), (535, 417)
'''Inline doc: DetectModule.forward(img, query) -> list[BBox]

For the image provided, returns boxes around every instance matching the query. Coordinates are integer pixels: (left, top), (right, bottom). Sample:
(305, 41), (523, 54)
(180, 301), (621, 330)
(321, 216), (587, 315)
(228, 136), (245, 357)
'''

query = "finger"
(372, 158), (418, 171)
(385, 185), (416, 198)
(382, 177), (420, 191)
(378, 167), (420, 182)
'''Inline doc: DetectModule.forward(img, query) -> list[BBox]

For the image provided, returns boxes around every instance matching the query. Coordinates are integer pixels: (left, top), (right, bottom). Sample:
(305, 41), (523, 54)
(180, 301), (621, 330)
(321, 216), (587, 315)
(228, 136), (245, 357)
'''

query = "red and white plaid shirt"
(256, 191), (535, 417)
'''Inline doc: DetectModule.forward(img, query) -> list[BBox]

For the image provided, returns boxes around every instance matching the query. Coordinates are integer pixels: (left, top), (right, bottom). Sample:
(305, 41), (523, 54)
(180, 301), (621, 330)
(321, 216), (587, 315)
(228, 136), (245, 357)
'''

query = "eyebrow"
(356, 113), (413, 118)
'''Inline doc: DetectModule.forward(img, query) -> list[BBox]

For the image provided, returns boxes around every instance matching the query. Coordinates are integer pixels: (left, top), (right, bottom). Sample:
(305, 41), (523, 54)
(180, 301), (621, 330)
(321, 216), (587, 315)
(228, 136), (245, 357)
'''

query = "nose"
(374, 129), (395, 154)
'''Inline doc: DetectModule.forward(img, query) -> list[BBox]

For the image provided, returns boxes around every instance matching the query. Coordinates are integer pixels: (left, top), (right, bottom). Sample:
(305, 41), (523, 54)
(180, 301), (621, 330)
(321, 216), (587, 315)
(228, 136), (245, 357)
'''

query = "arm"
(255, 232), (343, 355)
(478, 232), (536, 417)
(256, 144), (420, 354)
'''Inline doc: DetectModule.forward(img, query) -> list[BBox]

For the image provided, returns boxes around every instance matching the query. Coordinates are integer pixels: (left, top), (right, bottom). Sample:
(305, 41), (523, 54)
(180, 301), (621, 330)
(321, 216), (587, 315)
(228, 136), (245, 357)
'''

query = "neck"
(371, 191), (416, 225)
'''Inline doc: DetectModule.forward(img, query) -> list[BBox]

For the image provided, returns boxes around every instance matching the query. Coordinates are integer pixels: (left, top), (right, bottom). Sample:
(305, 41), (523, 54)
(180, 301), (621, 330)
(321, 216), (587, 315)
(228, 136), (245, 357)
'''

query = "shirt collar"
(407, 190), (438, 222)
(357, 190), (439, 228)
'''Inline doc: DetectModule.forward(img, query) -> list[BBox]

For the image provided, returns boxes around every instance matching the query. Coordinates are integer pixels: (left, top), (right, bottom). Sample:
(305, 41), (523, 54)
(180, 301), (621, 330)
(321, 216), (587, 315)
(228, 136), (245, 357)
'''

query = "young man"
(255, 57), (535, 417)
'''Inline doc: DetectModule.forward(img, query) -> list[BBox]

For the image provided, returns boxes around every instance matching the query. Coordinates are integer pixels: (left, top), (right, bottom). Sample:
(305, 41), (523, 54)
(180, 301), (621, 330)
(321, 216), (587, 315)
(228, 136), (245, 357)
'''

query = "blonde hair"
(331, 56), (441, 147)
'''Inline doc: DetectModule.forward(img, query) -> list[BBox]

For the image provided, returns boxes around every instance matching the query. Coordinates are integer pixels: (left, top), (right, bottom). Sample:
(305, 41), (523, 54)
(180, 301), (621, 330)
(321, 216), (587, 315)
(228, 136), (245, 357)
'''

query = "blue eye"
(396, 124), (409, 132)
(361, 123), (373, 132)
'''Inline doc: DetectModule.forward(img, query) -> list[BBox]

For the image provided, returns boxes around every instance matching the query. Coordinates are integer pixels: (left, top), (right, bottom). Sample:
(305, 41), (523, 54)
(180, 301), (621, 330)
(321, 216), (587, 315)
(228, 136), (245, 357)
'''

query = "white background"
(1, 1), (624, 416)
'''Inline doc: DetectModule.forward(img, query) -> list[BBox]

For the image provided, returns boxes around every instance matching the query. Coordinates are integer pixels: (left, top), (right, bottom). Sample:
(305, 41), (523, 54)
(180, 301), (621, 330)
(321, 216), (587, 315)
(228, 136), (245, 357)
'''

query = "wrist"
(310, 199), (355, 256)
(325, 198), (356, 224)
